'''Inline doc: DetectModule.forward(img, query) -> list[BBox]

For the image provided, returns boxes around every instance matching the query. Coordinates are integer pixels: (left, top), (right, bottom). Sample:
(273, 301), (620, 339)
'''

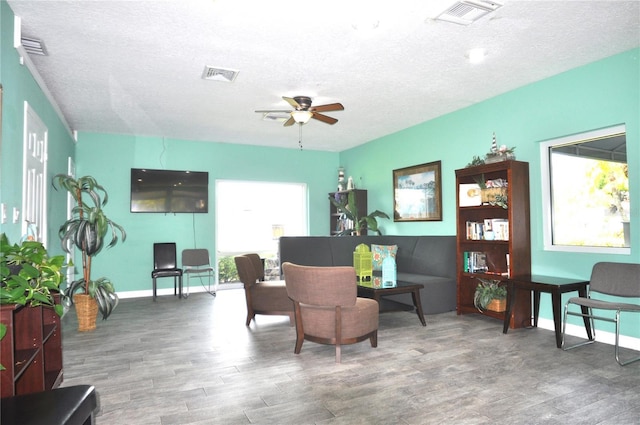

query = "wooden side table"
(502, 275), (593, 348)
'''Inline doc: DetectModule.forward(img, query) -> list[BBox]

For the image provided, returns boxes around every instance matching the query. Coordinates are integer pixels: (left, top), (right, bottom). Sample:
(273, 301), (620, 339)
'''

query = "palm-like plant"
(53, 175), (126, 320)
(329, 191), (390, 236)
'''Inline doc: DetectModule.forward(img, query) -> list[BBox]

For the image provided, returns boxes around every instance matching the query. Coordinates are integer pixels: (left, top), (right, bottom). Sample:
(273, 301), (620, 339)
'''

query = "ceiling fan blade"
(283, 116), (296, 127)
(255, 109), (293, 113)
(283, 96), (301, 109)
(311, 112), (338, 125)
(310, 103), (344, 113)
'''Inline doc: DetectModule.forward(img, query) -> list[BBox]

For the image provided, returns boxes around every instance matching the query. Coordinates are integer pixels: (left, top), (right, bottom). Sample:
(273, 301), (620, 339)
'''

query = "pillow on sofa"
(371, 244), (398, 271)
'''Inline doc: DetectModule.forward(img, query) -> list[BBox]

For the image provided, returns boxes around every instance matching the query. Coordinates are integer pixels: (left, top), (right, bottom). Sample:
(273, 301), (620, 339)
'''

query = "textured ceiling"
(6, 0), (640, 152)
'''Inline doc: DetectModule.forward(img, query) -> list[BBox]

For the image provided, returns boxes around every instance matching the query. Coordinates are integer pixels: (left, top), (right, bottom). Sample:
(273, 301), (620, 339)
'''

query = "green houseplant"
(53, 175), (126, 330)
(0, 233), (65, 316)
(473, 278), (507, 312)
(1, 233), (66, 370)
(329, 191), (390, 236)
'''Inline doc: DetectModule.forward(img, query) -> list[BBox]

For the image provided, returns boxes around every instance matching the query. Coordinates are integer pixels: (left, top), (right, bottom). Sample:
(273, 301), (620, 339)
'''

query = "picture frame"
(393, 160), (442, 222)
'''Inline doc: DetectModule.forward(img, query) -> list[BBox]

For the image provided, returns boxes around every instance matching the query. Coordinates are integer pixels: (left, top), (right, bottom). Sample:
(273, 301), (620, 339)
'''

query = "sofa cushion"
(371, 244), (398, 271)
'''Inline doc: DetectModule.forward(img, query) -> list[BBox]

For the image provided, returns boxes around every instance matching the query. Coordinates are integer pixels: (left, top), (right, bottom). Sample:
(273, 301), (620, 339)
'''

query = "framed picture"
(393, 160), (442, 222)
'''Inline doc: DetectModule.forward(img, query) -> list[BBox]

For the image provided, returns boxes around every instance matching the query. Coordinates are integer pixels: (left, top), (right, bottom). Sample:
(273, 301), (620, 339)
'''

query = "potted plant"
(473, 278), (507, 312)
(1, 233), (65, 316)
(53, 175), (126, 331)
(328, 191), (390, 236)
(1, 233), (66, 370)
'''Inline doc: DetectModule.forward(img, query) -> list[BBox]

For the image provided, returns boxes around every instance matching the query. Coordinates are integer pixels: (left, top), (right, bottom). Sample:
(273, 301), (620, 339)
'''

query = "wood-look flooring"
(60, 288), (640, 425)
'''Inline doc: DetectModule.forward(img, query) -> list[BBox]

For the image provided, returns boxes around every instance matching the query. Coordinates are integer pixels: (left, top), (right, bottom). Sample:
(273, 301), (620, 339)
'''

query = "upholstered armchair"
(282, 262), (379, 363)
(234, 254), (294, 326)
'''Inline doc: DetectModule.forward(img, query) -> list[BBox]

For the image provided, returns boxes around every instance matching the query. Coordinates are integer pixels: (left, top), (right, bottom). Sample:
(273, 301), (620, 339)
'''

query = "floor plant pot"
(73, 294), (98, 332)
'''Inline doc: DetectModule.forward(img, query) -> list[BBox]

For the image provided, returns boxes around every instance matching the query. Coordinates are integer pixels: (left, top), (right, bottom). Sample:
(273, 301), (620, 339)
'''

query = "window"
(216, 180), (308, 281)
(540, 124), (630, 254)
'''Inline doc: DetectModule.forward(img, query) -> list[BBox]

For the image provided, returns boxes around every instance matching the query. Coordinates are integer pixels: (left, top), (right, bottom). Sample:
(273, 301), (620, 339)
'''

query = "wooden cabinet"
(329, 189), (368, 236)
(455, 160), (531, 328)
(0, 298), (63, 398)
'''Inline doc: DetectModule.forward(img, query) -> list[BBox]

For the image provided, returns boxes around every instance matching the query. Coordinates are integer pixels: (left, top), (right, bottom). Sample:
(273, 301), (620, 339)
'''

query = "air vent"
(201, 66), (239, 82)
(21, 36), (48, 56)
(436, 0), (502, 25)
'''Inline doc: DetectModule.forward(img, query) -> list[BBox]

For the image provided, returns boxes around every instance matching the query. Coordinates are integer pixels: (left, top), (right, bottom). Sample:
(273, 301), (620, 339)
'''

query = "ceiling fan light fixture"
(292, 110), (313, 124)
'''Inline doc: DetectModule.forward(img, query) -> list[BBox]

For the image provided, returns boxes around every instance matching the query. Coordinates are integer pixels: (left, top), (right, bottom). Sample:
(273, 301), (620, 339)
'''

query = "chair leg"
(335, 344), (341, 363)
(153, 277), (157, 301)
(370, 330), (378, 348)
(615, 311), (640, 366)
(561, 302), (596, 351)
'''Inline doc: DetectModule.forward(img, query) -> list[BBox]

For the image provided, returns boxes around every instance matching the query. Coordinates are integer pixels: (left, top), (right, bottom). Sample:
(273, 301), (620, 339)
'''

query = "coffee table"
(357, 281), (426, 326)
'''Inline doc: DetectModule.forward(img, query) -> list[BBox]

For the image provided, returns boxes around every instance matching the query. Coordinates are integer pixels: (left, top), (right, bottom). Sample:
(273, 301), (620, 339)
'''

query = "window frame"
(539, 124), (630, 255)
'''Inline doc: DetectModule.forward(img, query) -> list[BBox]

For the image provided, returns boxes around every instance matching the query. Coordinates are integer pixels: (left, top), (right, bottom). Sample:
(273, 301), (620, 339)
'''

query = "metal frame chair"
(151, 242), (183, 301)
(561, 262), (640, 366)
(182, 248), (216, 297)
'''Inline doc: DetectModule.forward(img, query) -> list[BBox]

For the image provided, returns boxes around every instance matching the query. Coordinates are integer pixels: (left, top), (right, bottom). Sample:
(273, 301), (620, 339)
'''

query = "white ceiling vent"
(201, 66), (239, 82)
(21, 36), (48, 56)
(436, 0), (502, 25)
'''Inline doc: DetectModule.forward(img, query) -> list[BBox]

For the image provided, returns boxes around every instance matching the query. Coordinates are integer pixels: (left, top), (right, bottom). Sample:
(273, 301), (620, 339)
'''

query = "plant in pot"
(473, 278), (507, 312)
(1, 233), (66, 369)
(1, 233), (66, 315)
(328, 191), (390, 236)
(53, 175), (126, 331)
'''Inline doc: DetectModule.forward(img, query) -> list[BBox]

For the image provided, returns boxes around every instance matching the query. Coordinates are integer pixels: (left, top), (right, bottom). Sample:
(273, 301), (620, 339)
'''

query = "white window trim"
(539, 124), (630, 255)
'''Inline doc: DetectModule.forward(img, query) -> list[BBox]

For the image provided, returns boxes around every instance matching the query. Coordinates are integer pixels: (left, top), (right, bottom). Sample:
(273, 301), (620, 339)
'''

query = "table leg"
(533, 290), (541, 327)
(411, 289), (427, 326)
(577, 286), (594, 340)
(551, 291), (563, 348)
(503, 282), (515, 333)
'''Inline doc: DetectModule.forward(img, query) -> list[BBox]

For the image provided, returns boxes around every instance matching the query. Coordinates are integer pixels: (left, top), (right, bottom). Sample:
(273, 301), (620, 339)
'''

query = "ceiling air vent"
(436, 0), (502, 25)
(21, 36), (48, 56)
(201, 66), (239, 83)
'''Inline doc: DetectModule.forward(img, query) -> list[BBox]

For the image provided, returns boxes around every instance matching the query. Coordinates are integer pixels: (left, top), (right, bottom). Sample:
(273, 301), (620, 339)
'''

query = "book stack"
(463, 251), (488, 273)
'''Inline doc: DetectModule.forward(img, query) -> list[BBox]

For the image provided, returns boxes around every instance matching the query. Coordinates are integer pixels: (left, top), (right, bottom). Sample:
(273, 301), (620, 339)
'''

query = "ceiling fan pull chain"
(298, 123), (303, 150)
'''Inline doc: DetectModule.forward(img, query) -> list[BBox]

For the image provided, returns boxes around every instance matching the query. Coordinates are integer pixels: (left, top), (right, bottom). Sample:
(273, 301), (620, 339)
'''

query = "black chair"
(152, 243), (183, 301)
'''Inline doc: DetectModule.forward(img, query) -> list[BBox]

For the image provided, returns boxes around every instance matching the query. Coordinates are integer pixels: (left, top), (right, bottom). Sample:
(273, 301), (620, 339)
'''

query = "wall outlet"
(1, 203), (6, 224)
(13, 208), (20, 224)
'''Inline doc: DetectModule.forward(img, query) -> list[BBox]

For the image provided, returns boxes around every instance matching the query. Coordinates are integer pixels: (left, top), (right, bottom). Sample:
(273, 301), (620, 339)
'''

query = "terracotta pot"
(73, 293), (98, 331)
(486, 298), (506, 313)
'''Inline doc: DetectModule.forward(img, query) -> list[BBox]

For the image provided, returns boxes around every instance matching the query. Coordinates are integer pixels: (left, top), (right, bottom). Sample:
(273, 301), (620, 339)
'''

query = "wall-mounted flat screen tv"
(131, 168), (208, 213)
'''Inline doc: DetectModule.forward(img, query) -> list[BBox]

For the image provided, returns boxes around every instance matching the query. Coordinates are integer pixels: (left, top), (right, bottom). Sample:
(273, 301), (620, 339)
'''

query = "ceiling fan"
(256, 96), (344, 126)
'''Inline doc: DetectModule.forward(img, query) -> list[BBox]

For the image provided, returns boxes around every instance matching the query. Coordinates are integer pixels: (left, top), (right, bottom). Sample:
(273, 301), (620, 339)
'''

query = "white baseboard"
(537, 317), (640, 351)
(117, 282), (241, 299)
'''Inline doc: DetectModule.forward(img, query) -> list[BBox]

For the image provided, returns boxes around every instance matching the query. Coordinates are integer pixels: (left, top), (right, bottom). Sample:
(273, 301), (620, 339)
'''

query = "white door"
(22, 102), (48, 246)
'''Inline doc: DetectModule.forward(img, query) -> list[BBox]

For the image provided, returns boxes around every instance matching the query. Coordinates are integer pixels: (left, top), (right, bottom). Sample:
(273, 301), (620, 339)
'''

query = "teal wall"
(341, 48), (640, 336)
(0, 1), (75, 249)
(73, 134), (338, 292)
(2, 0), (638, 338)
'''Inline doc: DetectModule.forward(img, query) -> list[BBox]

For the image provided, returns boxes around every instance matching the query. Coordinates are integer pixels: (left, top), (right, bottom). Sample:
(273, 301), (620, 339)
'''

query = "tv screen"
(130, 168), (208, 213)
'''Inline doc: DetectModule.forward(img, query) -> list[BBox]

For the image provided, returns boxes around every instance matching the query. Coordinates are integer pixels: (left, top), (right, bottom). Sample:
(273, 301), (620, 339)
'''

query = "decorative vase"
(74, 293), (98, 331)
(486, 298), (506, 312)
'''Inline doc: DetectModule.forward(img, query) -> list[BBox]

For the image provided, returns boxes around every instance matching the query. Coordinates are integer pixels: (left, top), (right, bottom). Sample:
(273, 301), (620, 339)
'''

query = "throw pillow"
(371, 244), (398, 271)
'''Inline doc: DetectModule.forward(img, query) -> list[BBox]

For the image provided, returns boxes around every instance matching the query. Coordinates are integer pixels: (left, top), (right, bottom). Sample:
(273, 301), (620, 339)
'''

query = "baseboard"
(117, 282), (241, 299)
(537, 317), (640, 351)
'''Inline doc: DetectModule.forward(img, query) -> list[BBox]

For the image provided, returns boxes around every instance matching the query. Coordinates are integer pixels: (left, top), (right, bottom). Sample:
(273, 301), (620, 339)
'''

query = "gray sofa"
(279, 235), (457, 314)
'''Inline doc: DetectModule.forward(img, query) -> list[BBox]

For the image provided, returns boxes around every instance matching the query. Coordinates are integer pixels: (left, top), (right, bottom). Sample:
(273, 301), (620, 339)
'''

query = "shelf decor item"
(353, 244), (372, 283)
(393, 160), (442, 222)
(484, 132), (516, 164)
(53, 175), (126, 331)
(473, 278), (507, 312)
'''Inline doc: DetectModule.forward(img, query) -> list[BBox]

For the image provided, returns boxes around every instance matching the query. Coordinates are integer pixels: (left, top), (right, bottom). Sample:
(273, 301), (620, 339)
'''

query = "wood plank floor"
(60, 288), (640, 425)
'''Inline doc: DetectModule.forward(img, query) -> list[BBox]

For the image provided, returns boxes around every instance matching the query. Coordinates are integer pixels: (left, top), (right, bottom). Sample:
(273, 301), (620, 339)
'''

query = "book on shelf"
(463, 251), (488, 273)
(466, 218), (509, 241)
